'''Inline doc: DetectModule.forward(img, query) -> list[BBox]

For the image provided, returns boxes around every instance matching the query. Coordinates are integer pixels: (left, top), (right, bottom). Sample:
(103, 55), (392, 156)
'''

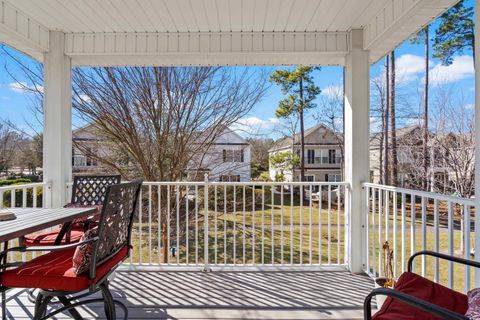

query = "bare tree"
(314, 84), (345, 179)
(0, 123), (21, 176)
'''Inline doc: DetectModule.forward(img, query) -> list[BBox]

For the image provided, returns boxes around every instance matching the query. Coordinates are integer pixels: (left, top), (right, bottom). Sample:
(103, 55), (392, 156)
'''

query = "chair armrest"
(408, 250), (480, 272)
(364, 287), (469, 320)
(0, 237), (98, 261)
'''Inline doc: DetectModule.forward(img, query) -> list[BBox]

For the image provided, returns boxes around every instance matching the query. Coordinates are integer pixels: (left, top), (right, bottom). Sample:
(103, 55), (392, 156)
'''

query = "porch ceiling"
(1, 0), (460, 66)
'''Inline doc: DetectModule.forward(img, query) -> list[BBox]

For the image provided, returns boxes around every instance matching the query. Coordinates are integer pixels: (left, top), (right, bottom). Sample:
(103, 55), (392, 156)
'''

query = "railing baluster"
(421, 196), (427, 277)
(148, 185), (152, 264)
(271, 185), (275, 265)
(139, 188), (143, 264)
(434, 198), (439, 282)
(281, 186), (284, 265)
(337, 185), (340, 265)
(233, 185), (236, 265)
(296, 186), (300, 265)
(365, 186), (370, 274)
(224, 185), (227, 265)
(242, 185), (246, 265)
(176, 185), (180, 265)
(378, 189), (382, 276)
(261, 185), (265, 265)
(318, 185), (322, 264)
(158, 185), (162, 265)
(372, 187), (376, 276)
(214, 185), (218, 265)
(385, 190), (389, 242)
(328, 185), (331, 265)
(401, 192), (406, 274)
(309, 185), (313, 265)
(33, 186), (37, 208)
(447, 201), (454, 288)
(410, 194), (416, 259)
(392, 190), (397, 278)
(252, 184), (255, 265)
(185, 185), (189, 265)
(22, 188), (27, 208)
(464, 204), (471, 293)
(168, 185), (172, 265)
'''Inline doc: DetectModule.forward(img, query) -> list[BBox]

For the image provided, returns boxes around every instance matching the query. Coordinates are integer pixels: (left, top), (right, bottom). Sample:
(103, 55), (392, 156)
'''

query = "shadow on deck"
(6, 270), (373, 319)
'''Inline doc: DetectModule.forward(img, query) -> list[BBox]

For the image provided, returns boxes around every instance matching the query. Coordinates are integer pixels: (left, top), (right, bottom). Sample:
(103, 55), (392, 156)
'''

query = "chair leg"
(33, 294), (52, 320)
(100, 283), (116, 320)
(58, 296), (83, 320)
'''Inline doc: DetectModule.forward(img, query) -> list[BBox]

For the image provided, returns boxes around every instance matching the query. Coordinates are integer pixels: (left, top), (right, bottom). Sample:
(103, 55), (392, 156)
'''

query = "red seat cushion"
(373, 272), (468, 320)
(2, 245), (128, 292)
(22, 229), (84, 246)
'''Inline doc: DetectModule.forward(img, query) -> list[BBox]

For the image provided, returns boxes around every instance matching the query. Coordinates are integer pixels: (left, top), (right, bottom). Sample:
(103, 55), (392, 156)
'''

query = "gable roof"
(269, 124), (341, 152)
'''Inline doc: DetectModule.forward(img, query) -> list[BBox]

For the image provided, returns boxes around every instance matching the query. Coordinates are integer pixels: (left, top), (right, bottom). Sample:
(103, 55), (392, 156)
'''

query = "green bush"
(0, 178), (32, 187)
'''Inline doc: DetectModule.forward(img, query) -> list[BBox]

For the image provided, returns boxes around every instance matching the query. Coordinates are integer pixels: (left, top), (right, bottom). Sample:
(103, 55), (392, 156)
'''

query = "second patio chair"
(22, 175), (121, 246)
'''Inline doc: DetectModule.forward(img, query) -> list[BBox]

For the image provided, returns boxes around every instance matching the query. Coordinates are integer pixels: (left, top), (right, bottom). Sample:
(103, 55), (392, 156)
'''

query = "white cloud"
(77, 94), (92, 103)
(9, 81), (43, 94)
(231, 117), (280, 136)
(321, 85), (343, 98)
(429, 55), (474, 85)
(395, 54), (426, 85)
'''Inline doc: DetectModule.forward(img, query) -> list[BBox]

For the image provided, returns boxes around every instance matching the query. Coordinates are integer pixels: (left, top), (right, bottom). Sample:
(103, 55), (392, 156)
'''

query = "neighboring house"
(268, 124), (343, 183)
(72, 124), (109, 174)
(73, 124), (251, 181)
(187, 128), (251, 182)
(369, 125), (472, 193)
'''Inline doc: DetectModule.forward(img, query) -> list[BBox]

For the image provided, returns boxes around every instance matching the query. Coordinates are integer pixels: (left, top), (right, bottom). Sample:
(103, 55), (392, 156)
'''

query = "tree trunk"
(299, 78), (305, 183)
(384, 56), (390, 185)
(423, 26), (429, 191)
(389, 51), (398, 186)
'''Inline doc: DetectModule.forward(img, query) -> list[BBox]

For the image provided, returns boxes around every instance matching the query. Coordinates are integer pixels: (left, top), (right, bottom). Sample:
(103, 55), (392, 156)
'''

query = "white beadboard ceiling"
(2, 0), (459, 65)
(10, 0), (386, 33)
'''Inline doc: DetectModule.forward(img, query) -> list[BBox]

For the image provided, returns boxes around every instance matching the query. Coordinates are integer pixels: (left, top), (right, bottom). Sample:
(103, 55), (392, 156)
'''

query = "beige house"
(268, 124), (343, 182)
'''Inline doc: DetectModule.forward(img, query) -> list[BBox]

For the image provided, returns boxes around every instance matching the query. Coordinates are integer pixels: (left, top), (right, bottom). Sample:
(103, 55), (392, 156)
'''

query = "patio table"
(0, 207), (96, 319)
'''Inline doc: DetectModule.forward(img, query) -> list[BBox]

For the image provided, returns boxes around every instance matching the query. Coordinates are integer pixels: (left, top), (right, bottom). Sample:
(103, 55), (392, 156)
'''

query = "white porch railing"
(363, 183), (475, 293)
(121, 181), (350, 270)
(0, 182), (51, 262)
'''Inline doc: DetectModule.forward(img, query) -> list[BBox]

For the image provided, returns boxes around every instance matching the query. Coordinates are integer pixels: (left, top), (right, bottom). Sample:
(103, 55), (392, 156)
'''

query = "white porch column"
(344, 29), (370, 273)
(474, 2), (480, 286)
(43, 31), (72, 208)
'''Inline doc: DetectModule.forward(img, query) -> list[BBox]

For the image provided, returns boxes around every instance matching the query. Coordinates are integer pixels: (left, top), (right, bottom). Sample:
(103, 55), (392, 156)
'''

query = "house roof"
(269, 124), (341, 152)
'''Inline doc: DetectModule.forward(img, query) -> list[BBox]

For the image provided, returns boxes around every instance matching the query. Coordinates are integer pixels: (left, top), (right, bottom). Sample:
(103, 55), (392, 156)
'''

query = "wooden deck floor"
(5, 270), (374, 319)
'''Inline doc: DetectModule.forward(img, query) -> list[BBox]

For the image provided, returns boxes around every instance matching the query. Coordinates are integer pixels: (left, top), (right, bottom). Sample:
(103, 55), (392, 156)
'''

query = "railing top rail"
(142, 181), (350, 187)
(363, 182), (474, 206)
(0, 182), (48, 191)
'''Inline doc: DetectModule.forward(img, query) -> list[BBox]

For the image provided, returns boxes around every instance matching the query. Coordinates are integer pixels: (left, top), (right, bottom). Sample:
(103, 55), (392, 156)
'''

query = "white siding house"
(187, 128), (251, 182)
(269, 124), (342, 183)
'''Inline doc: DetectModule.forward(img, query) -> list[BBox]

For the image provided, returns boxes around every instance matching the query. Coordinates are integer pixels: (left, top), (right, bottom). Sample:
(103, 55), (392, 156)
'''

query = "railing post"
(203, 174), (211, 272)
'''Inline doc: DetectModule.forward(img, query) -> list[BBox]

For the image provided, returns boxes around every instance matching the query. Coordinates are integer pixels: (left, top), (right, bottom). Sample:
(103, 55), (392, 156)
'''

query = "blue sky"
(0, 0), (475, 139)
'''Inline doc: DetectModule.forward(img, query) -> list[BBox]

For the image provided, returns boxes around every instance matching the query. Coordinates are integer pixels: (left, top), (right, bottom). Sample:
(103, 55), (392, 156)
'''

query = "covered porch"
(0, 0), (479, 319)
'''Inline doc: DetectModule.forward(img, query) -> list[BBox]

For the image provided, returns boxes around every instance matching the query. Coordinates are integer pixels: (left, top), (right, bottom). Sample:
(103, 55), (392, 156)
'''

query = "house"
(73, 124), (251, 181)
(187, 128), (251, 182)
(268, 124), (343, 183)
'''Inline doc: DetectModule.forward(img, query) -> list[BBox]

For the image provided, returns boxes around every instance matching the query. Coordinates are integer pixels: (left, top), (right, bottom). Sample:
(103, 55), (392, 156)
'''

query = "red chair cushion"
(1, 245), (128, 292)
(22, 229), (84, 246)
(373, 272), (468, 320)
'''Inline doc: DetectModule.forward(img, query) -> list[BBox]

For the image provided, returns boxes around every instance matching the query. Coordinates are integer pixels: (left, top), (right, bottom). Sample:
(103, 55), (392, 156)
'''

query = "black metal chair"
(22, 175), (121, 247)
(364, 250), (475, 320)
(0, 180), (142, 320)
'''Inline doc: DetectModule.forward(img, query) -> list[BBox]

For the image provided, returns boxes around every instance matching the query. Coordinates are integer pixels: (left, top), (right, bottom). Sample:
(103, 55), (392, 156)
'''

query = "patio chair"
(0, 180), (142, 320)
(22, 175), (121, 247)
(364, 250), (475, 320)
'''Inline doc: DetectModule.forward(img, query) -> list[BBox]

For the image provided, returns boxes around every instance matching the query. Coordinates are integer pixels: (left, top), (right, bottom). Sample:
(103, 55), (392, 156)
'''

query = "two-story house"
(268, 124), (343, 182)
(187, 128), (251, 182)
(73, 124), (251, 181)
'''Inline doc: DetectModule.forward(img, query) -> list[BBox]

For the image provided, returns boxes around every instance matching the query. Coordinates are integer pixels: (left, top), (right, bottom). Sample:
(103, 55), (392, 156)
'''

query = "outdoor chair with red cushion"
(22, 175), (121, 247)
(0, 180), (142, 320)
(364, 251), (477, 320)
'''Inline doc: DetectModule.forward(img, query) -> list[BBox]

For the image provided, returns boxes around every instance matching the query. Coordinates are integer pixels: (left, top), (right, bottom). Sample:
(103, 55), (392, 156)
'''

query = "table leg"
(1, 241), (8, 320)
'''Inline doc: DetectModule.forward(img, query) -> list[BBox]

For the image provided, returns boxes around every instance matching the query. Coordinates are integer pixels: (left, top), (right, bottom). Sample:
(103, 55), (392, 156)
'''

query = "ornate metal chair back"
(89, 180), (143, 279)
(71, 175), (121, 206)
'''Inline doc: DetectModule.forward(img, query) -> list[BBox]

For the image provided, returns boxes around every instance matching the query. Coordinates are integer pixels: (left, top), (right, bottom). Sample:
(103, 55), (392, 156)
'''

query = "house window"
(328, 174), (341, 182)
(222, 149), (244, 162)
(220, 175), (241, 182)
(307, 149), (315, 164)
(328, 150), (336, 164)
(304, 175), (315, 182)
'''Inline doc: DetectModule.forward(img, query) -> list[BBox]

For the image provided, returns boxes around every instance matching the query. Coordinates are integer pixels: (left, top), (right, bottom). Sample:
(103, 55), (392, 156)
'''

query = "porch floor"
(5, 269), (374, 319)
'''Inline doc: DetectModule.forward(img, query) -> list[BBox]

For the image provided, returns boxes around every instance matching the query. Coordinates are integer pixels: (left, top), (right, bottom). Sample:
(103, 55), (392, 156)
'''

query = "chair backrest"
(70, 175), (121, 206)
(90, 180), (143, 279)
